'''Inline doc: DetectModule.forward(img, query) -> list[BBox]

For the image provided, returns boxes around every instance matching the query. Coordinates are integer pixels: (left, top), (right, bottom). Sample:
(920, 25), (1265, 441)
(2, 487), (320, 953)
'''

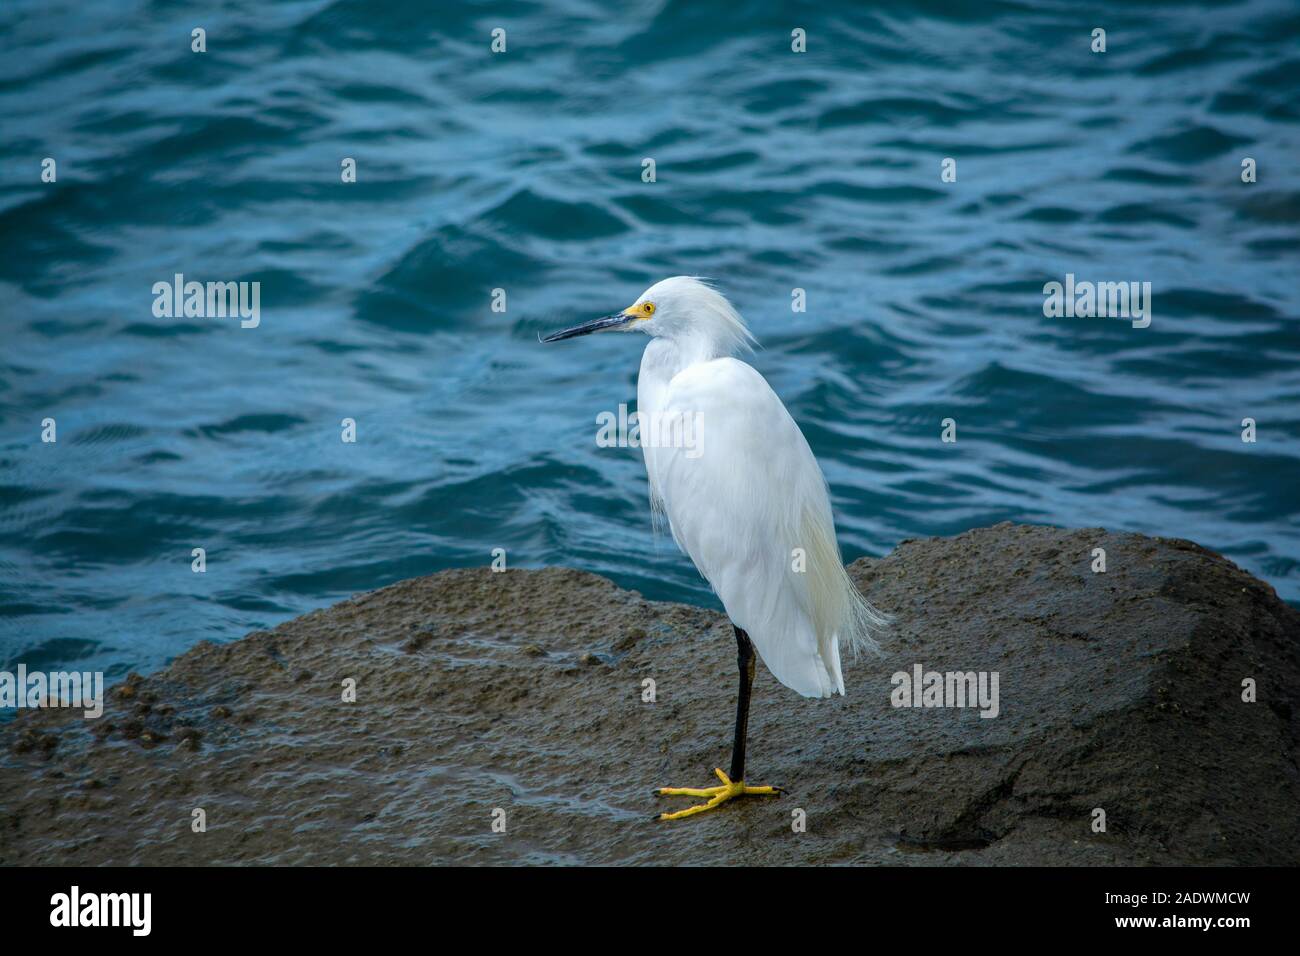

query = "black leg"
(729, 625), (756, 782)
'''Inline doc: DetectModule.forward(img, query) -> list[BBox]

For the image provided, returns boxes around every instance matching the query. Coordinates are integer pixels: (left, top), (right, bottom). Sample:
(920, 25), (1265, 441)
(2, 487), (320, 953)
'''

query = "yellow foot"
(654, 768), (782, 821)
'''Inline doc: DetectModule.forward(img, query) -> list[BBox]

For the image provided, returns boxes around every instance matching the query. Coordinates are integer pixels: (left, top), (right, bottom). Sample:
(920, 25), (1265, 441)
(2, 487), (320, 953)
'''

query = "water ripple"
(0, 0), (1297, 682)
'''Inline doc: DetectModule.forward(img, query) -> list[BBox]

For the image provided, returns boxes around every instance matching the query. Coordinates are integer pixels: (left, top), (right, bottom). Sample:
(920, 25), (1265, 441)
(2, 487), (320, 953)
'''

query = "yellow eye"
(642, 302), (655, 316)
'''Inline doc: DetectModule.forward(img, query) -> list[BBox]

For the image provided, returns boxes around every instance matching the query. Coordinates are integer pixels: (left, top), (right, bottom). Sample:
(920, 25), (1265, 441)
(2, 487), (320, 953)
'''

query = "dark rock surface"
(2, 523), (1297, 865)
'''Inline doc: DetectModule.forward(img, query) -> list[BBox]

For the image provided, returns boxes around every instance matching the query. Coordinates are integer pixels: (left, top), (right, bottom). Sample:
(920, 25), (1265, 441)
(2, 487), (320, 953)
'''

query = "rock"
(1, 524), (1296, 865)
(401, 630), (435, 654)
(613, 627), (646, 651)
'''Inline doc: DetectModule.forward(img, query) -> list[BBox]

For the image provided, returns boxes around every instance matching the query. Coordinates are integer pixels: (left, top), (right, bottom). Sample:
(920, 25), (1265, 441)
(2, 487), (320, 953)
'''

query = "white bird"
(542, 276), (888, 820)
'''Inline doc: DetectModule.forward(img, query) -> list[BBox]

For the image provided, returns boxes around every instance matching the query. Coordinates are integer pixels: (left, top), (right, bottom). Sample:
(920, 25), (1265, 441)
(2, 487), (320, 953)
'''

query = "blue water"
(2, 0), (1298, 682)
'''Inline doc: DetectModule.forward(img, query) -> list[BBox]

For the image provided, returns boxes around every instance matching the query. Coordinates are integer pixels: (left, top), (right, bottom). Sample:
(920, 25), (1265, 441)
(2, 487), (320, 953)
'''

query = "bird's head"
(541, 276), (756, 356)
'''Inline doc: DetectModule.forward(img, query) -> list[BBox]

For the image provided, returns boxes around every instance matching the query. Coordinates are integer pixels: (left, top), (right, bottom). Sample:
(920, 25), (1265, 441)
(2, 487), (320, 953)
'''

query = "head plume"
(634, 276), (757, 357)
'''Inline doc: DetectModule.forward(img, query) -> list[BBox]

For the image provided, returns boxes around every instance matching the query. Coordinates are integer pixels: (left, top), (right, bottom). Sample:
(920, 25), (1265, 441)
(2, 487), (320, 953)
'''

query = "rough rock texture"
(2, 523), (1298, 865)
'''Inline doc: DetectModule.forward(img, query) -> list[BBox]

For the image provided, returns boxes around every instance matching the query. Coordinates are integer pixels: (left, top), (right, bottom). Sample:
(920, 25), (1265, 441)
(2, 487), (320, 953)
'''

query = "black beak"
(540, 313), (633, 343)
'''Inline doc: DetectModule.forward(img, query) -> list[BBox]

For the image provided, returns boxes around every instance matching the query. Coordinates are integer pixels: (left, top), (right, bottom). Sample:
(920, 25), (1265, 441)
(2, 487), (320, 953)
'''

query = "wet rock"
(113, 675), (140, 700)
(401, 631), (434, 654)
(9, 728), (58, 756)
(1, 524), (1296, 865)
(613, 627), (646, 651)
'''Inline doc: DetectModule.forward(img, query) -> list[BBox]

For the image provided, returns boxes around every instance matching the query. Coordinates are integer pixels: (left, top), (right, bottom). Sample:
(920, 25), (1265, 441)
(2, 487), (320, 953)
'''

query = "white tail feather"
(802, 505), (889, 686)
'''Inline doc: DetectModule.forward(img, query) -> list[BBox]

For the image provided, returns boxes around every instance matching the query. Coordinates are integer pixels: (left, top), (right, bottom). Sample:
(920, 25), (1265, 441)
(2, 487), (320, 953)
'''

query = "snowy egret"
(542, 277), (888, 820)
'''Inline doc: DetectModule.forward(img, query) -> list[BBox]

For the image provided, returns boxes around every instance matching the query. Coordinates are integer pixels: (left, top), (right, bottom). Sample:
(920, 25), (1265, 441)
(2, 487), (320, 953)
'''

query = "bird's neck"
(644, 331), (729, 376)
(635, 337), (690, 416)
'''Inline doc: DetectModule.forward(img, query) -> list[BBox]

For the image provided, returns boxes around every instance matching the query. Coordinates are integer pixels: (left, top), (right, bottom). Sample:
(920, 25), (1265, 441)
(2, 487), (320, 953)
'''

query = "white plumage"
(631, 277), (887, 697)
(542, 275), (890, 818)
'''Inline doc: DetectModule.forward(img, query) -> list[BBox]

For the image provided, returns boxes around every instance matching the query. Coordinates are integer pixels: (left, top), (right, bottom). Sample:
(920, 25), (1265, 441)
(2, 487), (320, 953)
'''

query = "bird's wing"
(651, 357), (846, 697)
